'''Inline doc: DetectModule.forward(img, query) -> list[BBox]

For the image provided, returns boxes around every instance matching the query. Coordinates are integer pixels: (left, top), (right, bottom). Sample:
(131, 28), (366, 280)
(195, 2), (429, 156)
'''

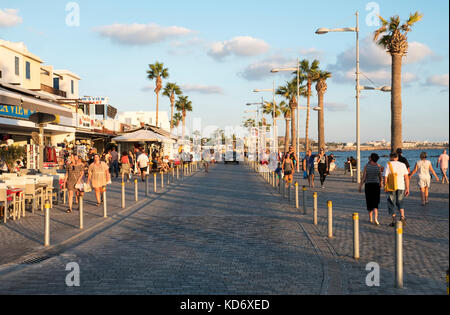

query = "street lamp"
(316, 11), (362, 183)
(254, 82), (277, 152)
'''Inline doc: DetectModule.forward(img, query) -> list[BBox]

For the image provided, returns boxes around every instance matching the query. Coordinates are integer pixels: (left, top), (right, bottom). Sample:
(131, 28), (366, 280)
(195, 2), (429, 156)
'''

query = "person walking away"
(87, 154), (110, 207)
(120, 152), (132, 183)
(137, 149), (149, 182)
(202, 149), (210, 173)
(396, 148), (411, 174)
(328, 153), (336, 174)
(383, 152), (410, 227)
(288, 146), (298, 171)
(110, 147), (119, 178)
(282, 153), (295, 188)
(303, 150), (316, 188)
(410, 152), (440, 206)
(437, 149), (449, 184)
(359, 153), (382, 225)
(63, 154), (84, 213)
(317, 148), (329, 188)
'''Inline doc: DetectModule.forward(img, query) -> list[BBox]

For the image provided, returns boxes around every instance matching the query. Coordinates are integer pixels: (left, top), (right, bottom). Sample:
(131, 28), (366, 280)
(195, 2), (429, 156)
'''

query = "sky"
(0, 0), (448, 142)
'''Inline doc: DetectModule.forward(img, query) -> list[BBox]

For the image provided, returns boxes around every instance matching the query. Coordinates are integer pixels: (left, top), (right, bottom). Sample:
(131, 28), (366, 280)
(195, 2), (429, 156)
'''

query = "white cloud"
(141, 85), (154, 92)
(238, 55), (296, 81)
(426, 74), (449, 87)
(299, 48), (324, 59)
(0, 8), (22, 27)
(313, 102), (349, 112)
(207, 36), (270, 61)
(94, 23), (195, 45)
(181, 84), (224, 95)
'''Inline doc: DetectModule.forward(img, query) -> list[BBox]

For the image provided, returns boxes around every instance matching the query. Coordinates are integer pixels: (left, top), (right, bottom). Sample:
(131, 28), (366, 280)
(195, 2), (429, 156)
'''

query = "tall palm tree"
(374, 12), (423, 152)
(279, 101), (290, 153)
(162, 82), (182, 131)
(242, 118), (256, 129)
(299, 59), (320, 152)
(315, 70), (332, 150)
(175, 96), (193, 140)
(147, 62), (169, 128)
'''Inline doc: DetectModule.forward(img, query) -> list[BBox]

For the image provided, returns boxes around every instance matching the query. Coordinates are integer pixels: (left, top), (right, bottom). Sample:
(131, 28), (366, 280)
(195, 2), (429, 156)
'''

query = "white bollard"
(327, 201), (333, 238)
(395, 221), (404, 288)
(79, 195), (84, 230)
(44, 201), (50, 246)
(135, 179), (138, 202)
(353, 213), (360, 259)
(103, 190), (107, 218)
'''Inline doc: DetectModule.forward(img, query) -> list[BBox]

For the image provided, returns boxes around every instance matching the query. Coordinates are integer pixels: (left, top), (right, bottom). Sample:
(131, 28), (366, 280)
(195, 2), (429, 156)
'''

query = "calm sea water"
(321, 148), (449, 171)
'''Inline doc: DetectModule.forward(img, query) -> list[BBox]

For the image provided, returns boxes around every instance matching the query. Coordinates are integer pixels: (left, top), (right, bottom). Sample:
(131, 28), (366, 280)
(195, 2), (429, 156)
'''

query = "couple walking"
(303, 148), (330, 189)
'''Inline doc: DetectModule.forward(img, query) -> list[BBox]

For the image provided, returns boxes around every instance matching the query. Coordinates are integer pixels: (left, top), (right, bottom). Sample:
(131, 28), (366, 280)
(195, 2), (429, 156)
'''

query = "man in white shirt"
(137, 149), (149, 182)
(384, 152), (410, 227)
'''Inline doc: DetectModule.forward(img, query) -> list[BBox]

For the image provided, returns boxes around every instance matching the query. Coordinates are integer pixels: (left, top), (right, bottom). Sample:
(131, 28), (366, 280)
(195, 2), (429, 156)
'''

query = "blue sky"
(0, 0), (448, 142)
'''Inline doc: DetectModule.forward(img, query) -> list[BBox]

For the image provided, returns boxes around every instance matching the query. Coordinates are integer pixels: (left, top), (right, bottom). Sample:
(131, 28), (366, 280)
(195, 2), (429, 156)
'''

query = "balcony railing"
(40, 84), (66, 98)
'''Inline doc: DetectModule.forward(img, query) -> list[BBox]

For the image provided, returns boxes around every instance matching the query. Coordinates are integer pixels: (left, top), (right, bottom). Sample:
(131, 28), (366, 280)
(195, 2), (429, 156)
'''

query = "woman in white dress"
(409, 152), (440, 206)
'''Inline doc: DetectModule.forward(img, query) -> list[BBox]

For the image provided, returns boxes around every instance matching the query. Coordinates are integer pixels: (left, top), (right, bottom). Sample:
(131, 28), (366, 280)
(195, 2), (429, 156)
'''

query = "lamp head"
(381, 86), (391, 92)
(315, 28), (329, 34)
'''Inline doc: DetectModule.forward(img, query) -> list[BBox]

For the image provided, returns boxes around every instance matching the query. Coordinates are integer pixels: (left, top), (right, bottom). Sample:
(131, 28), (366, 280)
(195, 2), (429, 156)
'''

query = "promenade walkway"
(257, 164), (448, 295)
(0, 164), (323, 294)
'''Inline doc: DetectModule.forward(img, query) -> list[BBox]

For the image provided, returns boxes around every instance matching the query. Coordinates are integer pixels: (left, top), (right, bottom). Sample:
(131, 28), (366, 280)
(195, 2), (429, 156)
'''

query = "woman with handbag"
(88, 154), (110, 207)
(63, 154), (84, 214)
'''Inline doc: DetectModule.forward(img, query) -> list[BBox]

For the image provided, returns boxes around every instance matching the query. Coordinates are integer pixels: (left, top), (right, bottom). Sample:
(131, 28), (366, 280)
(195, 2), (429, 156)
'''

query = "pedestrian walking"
(287, 146), (298, 171)
(87, 154), (110, 207)
(396, 148), (411, 174)
(63, 153), (84, 214)
(282, 153), (294, 188)
(120, 151), (132, 183)
(383, 152), (410, 227)
(303, 149), (316, 188)
(409, 152), (440, 206)
(110, 147), (119, 178)
(202, 149), (210, 173)
(137, 149), (149, 182)
(437, 149), (449, 184)
(317, 148), (329, 188)
(359, 153), (382, 225)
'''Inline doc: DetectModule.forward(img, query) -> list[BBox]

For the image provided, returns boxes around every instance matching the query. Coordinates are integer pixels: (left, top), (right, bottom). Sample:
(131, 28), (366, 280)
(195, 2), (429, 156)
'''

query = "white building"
(117, 111), (170, 132)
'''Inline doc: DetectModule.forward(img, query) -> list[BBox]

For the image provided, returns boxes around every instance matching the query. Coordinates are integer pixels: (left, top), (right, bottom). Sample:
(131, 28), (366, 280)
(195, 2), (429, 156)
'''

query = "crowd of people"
(259, 146), (449, 228)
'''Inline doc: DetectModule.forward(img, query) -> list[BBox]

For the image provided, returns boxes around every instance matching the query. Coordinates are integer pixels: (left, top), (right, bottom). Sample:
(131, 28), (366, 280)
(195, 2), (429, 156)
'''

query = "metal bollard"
(288, 183), (291, 202)
(79, 195), (84, 230)
(103, 190), (107, 218)
(44, 200), (50, 246)
(154, 173), (157, 192)
(272, 172), (275, 187)
(313, 192), (318, 225)
(295, 182), (299, 209)
(395, 221), (404, 288)
(121, 181), (126, 209)
(135, 179), (138, 202)
(145, 174), (149, 197)
(353, 213), (360, 259)
(161, 172), (164, 189)
(327, 200), (333, 238)
(302, 186), (307, 215)
(278, 176), (281, 194)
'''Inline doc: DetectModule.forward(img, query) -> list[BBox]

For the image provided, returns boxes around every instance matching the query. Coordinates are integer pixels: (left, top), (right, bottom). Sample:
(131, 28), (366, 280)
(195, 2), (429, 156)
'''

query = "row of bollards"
(246, 157), (404, 289)
(45, 163), (200, 248)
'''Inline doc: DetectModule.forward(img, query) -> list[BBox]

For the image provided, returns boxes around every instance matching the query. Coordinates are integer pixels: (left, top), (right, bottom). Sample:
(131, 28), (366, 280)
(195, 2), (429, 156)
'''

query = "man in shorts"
(437, 149), (449, 184)
(202, 149), (210, 173)
(303, 149), (316, 188)
(137, 148), (149, 182)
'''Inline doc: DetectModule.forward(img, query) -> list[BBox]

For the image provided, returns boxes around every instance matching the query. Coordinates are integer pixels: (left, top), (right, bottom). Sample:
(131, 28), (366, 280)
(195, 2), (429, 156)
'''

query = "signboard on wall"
(0, 105), (35, 120)
(81, 97), (109, 105)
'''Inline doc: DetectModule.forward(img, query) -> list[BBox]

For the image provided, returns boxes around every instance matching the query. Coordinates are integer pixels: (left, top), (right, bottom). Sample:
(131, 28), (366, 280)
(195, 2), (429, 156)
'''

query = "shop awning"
(0, 86), (73, 118)
(112, 129), (166, 143)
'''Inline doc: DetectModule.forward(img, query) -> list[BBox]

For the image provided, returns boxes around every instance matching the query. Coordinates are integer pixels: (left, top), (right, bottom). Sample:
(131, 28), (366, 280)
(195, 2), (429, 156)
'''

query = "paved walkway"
(264, 165), (449, 295)
(0, 164), (323, 295)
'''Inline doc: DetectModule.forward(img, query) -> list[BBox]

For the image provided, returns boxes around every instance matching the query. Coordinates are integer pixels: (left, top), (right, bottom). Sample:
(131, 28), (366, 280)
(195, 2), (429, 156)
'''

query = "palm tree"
(315, 70), (332, 150)
(147, 62), (169, 128)
(242, 118), (256, 129)
(276, 80), (305, 155)
(175, 96), (193, 140)
(173, 112), (182, 128)
(278, 101), (290, 153)
(299, 59), (320, 152)
(163, 82), (182, 131)
(374, 12), (423, 152)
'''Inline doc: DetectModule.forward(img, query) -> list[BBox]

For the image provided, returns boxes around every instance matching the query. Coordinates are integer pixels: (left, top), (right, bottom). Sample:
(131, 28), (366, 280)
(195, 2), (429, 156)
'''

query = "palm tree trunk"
(391, 54), (403, 153)
(284, 118), (290, 154)
(290, 106), (296, 155)
(156, 92), (159, 128)
(305, 81), (311, 152)
(182, 111), (186, 140)
(318, 91), (325, 150)
(170, 100), (174, 131)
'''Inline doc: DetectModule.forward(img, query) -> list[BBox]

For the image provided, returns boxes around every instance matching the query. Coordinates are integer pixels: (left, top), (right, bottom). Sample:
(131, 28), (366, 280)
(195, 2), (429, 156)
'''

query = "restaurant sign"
(0, 105), (35, 120)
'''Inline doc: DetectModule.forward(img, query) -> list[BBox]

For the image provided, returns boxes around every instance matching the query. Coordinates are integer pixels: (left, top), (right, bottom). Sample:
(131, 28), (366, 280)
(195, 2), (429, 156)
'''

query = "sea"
(320, 148), (449, 172)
